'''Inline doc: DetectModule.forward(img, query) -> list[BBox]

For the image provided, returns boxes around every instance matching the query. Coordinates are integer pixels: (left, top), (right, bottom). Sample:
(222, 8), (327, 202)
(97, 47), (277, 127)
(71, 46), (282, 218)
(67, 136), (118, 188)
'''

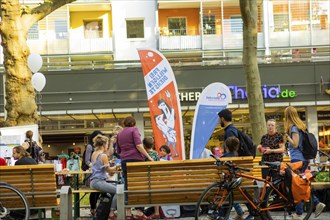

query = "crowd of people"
(217, 107), (326, 220)
(0, 106), (328, 220)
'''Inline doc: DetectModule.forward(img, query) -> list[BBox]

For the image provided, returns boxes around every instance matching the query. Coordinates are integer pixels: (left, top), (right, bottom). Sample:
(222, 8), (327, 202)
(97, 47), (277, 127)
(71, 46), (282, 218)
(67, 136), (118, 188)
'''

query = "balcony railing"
(1, 49), (329, 74)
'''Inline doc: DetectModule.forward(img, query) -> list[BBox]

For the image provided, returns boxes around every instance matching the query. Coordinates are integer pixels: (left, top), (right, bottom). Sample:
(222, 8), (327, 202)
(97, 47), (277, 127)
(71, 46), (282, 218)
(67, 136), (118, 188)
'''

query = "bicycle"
(195, 155), (315, 220)
(0, 182), (30, 220)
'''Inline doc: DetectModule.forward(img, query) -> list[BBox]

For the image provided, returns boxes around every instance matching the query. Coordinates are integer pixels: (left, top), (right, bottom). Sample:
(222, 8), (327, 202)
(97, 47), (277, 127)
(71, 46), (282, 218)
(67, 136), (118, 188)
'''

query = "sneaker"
(244, 215), (254, 220)
(291, 213), (303, 220)
(234, 213), (244, 220)
(234, 214), (244, 220)
(314, 202), (326, 218)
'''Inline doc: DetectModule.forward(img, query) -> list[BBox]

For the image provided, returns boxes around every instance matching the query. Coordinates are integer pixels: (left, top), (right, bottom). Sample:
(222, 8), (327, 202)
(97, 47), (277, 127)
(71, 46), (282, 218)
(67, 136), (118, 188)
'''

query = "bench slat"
(0, 164), (58, 209)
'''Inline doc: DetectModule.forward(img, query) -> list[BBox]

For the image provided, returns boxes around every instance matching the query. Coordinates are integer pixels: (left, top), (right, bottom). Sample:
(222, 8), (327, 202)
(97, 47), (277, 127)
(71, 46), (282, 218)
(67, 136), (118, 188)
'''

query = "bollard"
(117, 184), (125, 219)
(60, 186), (73, 220)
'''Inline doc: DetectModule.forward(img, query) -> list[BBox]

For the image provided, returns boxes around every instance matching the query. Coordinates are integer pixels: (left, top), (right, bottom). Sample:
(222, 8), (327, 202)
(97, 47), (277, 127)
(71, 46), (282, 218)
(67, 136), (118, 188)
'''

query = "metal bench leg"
(60, 186), (73, 220)
(117, 184), (125, 220)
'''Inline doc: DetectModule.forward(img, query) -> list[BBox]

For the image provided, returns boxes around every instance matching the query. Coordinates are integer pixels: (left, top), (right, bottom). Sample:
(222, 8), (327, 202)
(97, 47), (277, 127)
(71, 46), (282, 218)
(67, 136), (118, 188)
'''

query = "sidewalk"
(55, 208), (330, 220)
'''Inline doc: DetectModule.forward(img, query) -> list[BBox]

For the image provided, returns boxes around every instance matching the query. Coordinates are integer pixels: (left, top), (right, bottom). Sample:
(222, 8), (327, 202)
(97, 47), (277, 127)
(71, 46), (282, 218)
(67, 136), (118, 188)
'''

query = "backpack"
(25, 140), (45, 164)
(284, 164), (312, 204)
(236, 129), (256, 157)
(93, 193), (113, 220)
(81, 145), (93, 171)
(300, 129), (318, 160)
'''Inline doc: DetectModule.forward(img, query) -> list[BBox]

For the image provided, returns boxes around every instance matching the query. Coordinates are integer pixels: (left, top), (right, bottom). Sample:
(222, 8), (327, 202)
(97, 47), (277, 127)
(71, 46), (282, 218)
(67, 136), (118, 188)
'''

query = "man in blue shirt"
(218, 108), (254, 220)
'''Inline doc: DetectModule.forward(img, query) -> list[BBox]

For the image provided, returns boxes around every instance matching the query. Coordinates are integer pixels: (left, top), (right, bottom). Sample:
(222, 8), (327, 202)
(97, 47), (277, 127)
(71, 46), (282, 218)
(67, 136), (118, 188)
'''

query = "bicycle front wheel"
(264, 185), (314, 220)
(0, 182), (30, 220)
(195, 182), (233, 220)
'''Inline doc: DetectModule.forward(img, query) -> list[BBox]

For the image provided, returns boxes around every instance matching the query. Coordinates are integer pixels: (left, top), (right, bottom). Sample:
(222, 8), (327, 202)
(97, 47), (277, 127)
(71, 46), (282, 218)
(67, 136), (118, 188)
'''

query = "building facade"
(0, 0), (329, 156)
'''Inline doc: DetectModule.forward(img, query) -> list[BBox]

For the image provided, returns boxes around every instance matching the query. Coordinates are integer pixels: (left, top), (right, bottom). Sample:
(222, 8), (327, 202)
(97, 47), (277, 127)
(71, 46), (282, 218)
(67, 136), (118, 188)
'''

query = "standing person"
(221, 137), (245, 220)
(143, 136), (160, 162)
(257, 119), (285, 178)
(218, 108), (254, 220)
(24, 130), (43, 164)
(159, 145), (173, 161)
(109, 125), (123, 160)
(116, 116), (154, 220)
(12, 146), (37, 165)
(84, 130), (104, 216)
(90, 134), (119, 220)
(284, 106), (326, 219)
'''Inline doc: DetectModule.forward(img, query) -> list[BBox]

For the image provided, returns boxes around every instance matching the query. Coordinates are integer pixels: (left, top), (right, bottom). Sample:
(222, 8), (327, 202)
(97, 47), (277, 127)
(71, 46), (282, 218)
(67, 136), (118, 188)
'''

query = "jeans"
(291, 159), (320, 215)
(121, 159), (144, 211)
(90, 178), (117, 209)
(233, 203), (244, 216)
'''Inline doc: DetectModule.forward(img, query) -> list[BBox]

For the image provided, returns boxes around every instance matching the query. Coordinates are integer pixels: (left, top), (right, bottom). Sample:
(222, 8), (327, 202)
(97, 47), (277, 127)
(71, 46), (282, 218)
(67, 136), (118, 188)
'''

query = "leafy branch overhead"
(0, 0), (76, 126)
(24, 0), (76, 29)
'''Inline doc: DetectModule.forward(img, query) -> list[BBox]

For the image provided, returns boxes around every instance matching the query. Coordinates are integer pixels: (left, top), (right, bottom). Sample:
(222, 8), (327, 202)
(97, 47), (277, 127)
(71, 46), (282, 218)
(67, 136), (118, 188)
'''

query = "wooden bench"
(0, 164), (58, 219)
(116, 156), (255, 219)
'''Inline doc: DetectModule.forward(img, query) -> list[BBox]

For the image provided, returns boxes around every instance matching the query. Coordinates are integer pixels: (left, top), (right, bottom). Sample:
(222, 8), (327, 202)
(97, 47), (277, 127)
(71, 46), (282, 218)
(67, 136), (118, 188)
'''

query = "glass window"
(84, 20), (103, 39)
(126, 19), (144, 39)
(168, 17), (186, 35)
(28, 23), (39, 39)
(274, 13), (289, 32)
(55, 20), (68, 39)
(230, 16), (242, 32)
(203, 15), (216, 34)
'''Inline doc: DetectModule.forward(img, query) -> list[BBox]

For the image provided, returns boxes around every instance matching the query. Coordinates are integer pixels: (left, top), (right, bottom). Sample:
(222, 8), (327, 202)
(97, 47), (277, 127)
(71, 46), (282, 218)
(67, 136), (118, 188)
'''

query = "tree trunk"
(239, 0), (266, 143)
(0, 0), (76, 126)
(1, 0), (37, 126)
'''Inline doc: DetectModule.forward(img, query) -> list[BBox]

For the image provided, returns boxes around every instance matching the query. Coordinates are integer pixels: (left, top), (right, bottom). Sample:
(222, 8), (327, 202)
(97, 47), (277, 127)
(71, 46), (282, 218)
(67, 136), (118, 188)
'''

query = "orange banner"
(138, 49), (185, 160)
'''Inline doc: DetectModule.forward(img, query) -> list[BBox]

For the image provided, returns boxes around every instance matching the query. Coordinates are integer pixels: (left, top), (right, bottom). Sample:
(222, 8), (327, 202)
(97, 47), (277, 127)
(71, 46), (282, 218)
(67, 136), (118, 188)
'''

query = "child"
(159, 145), (173, 161)
(142, 137), (160, 219)
(222, 136), (240, 158)
(221, 136), (245, 220)
(143, 136), (159, 161)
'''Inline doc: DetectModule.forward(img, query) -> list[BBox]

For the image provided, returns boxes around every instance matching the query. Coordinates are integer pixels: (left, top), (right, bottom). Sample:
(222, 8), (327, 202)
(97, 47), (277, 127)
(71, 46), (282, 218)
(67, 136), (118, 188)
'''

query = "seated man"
(12, 146), (37, 165)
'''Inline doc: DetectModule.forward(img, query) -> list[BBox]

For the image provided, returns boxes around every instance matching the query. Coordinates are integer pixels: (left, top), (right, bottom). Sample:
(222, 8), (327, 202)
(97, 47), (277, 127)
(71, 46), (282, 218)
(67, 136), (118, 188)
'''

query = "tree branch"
(22, 0), (76, 28)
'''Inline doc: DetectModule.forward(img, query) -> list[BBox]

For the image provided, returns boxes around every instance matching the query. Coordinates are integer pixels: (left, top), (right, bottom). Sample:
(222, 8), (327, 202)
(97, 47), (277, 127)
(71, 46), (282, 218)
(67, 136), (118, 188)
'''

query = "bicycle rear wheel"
(264, 185), (314, 220)
(195, 182), (234, 220)
(0, 182), (30, 220)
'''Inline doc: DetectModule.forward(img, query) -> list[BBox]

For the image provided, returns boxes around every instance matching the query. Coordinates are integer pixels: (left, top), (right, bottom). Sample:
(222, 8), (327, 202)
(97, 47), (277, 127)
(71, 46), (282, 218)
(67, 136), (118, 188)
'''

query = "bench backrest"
(0, 164), (57, 208)
(126, 156), (254, 206)
(253, 156), (290, 178)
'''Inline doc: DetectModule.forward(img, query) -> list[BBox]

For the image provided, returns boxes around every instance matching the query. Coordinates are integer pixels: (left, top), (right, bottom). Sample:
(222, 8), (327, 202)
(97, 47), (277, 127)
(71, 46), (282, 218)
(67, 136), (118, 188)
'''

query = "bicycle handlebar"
(210, 154), (251, 172)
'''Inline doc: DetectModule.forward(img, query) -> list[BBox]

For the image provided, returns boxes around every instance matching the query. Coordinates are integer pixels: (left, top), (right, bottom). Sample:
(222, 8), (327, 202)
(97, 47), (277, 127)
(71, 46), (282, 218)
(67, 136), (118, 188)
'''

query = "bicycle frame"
(235, 171), (288, 212)
(215, 166), (289, 213)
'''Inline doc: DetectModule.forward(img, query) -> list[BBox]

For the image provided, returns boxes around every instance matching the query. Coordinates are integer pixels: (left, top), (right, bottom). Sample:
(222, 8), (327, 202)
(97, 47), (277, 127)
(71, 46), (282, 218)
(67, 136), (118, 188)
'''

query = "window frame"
(167, 17), (187, 36)
(203, 15), (216, 35)
(126, 18), (145, 40)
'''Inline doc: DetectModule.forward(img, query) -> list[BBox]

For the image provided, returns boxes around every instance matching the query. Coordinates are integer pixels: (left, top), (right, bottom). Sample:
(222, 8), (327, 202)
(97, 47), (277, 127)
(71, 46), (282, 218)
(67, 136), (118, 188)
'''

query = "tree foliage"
(0, 0), (76, 126)
(239, 0), (267, 143)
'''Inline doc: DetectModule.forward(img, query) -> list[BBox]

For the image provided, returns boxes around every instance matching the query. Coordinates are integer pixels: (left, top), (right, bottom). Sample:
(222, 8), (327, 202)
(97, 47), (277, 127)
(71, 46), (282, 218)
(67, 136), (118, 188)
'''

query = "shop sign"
(179, 84), (297, 101)
(228, 85), (296, 100)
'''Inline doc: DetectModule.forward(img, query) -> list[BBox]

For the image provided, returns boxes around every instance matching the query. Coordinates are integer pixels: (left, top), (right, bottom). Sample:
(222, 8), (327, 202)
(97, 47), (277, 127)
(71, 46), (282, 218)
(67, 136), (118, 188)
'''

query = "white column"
(263, 0), (270, 56)
(134, 112), (144, 140)
(305, 106), (318, 139)
(305, 106), (319, 164)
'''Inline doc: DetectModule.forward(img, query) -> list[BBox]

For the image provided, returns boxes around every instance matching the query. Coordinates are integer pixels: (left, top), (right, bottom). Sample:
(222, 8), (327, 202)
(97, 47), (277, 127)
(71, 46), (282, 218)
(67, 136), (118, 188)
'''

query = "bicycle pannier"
(284, 165), (312, 204)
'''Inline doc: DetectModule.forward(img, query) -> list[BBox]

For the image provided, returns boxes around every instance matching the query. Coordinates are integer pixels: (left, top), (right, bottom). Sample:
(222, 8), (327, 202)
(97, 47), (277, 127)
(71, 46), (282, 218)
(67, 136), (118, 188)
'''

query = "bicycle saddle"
(260, 161), (281, 170)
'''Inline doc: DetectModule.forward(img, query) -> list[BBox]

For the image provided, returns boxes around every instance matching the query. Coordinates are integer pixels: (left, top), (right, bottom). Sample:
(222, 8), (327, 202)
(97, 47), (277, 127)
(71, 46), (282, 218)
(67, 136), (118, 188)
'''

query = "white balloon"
(28, 53), (43, 73)
(32, 72), (46, 92)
